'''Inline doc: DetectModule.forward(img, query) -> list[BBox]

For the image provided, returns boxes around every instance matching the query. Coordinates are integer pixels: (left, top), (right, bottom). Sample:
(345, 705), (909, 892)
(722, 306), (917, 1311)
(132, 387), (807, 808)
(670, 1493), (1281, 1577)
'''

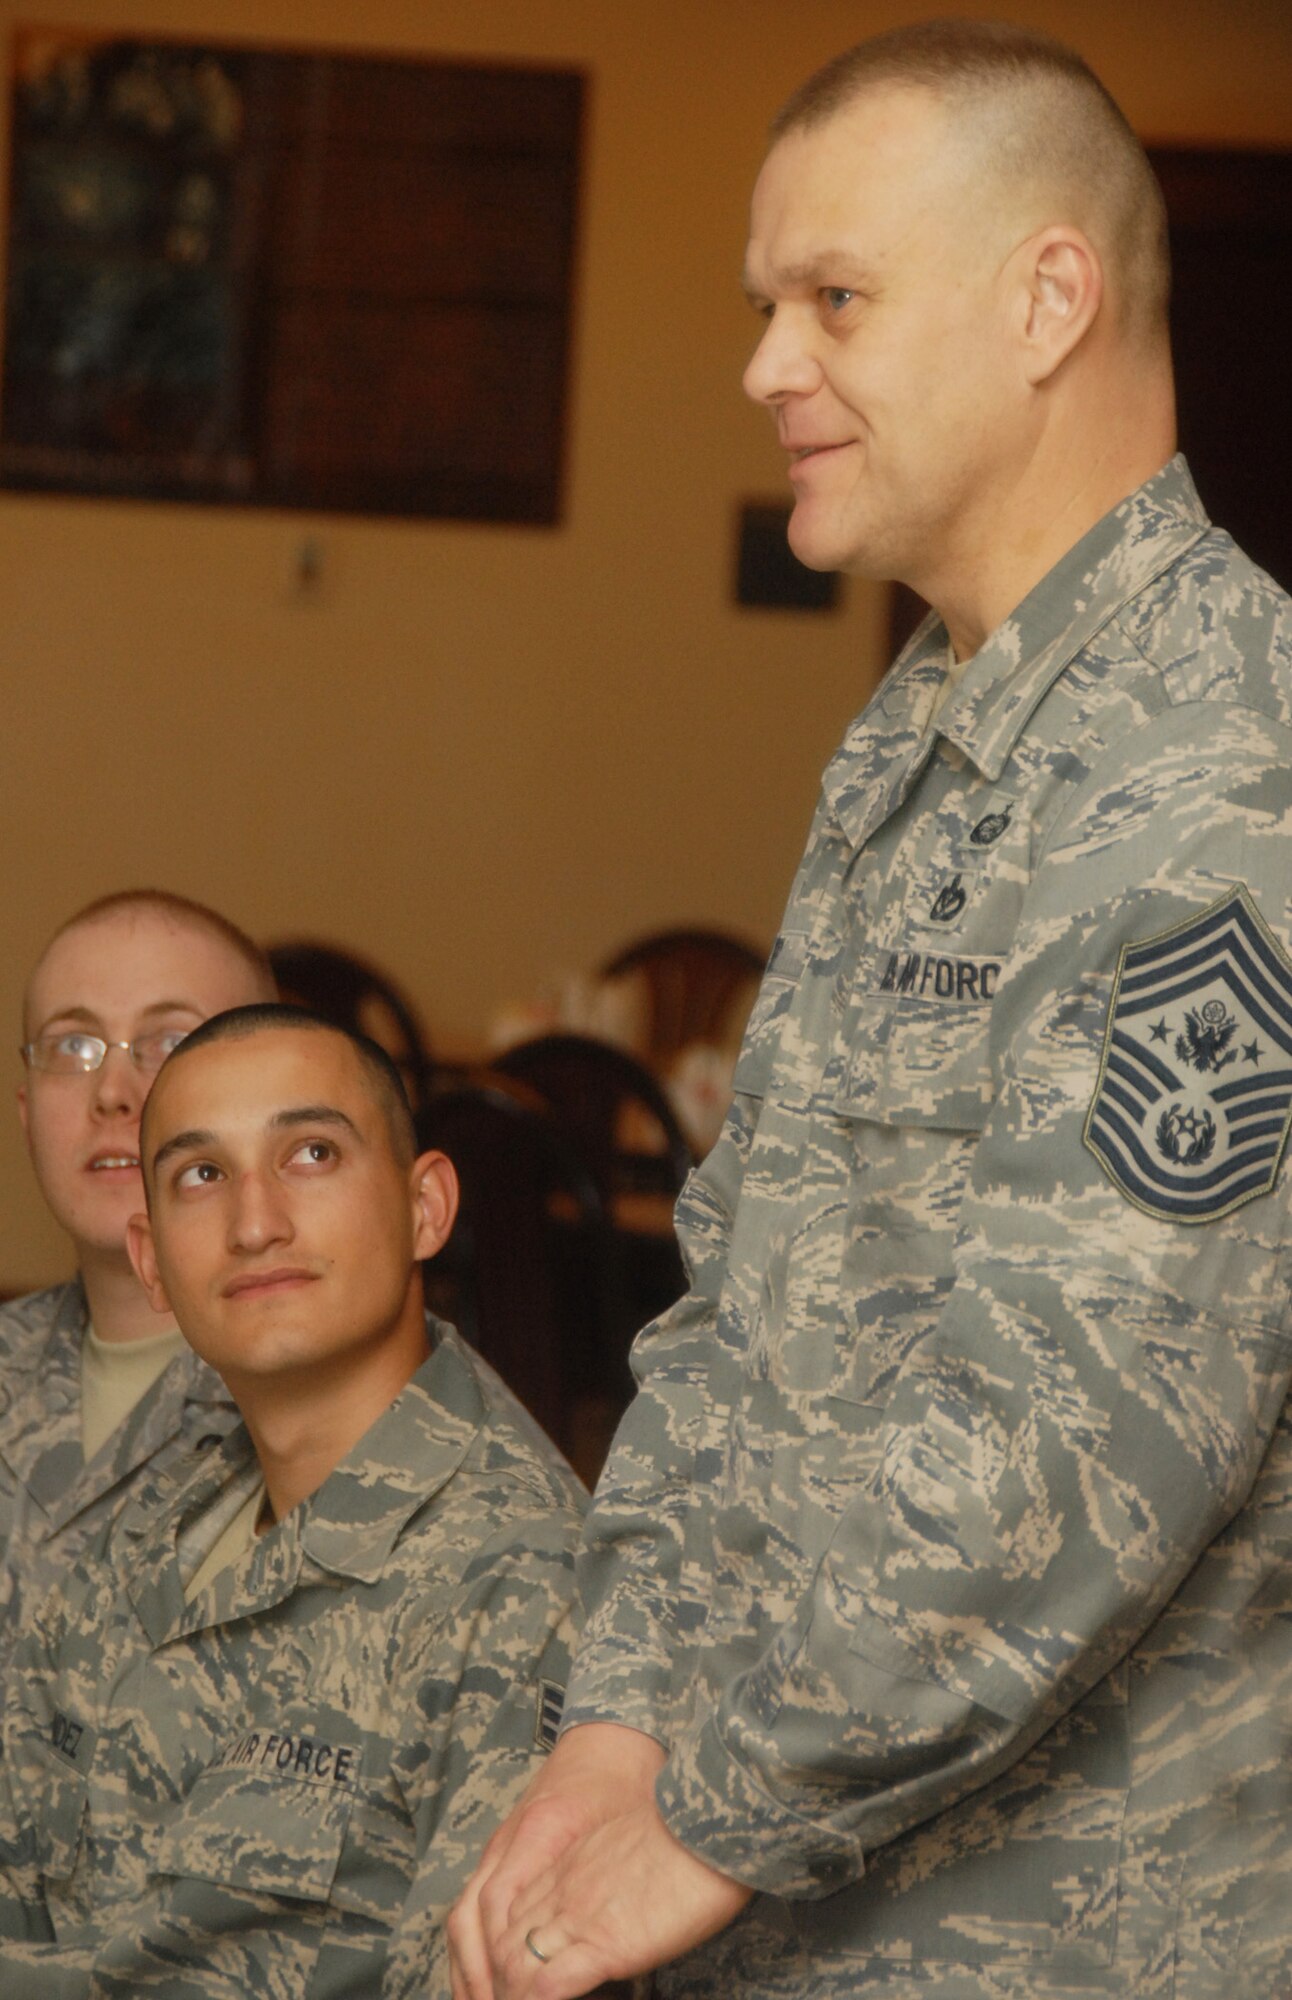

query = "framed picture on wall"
(0, 29), (585, 521)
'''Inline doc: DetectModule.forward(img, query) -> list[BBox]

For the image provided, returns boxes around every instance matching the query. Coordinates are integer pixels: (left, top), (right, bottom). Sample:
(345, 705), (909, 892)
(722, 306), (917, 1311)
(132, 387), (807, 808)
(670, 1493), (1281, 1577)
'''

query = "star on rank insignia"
(1084, 888), (1292, 1224)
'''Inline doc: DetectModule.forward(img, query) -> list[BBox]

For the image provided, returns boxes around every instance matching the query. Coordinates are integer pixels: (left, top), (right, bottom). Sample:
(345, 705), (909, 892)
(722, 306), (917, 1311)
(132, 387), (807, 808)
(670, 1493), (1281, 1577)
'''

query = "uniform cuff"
(654, 1710), (864, 1900)
(560, 1662), (673, 1747)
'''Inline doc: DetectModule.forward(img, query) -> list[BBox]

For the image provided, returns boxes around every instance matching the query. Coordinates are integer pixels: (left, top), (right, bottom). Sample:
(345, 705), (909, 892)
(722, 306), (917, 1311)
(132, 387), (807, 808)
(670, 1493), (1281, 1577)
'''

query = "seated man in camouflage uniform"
(0, 1006), (584, 1998)
(1, 890), (277, 1664)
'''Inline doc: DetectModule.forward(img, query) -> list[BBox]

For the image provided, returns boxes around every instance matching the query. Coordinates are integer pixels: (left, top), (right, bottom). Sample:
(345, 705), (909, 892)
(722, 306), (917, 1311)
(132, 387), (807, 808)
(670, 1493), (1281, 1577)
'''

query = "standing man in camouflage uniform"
(0, 890), (277, 1664)
(0, 1005), (584, 1997)
(451, 22), (1292, 2000)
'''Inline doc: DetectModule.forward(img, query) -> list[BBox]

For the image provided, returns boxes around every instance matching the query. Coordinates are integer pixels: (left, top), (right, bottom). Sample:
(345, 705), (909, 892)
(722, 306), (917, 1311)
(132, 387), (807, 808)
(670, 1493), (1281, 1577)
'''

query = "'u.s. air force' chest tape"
(1085, 888), (1292, 1224)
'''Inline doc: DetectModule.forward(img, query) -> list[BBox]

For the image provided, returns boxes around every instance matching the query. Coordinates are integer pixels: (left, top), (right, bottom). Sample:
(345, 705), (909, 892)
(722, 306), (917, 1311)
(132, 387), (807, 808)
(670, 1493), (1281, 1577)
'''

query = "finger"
(494, 1914), (569, 2000)
(501, 1857), (560, 1934)
(446, 1877), (500, 2000)
(466, 1807), (530, 1911)
(478, 1843), (562, 1953)
(506, 1936), (616, 2000)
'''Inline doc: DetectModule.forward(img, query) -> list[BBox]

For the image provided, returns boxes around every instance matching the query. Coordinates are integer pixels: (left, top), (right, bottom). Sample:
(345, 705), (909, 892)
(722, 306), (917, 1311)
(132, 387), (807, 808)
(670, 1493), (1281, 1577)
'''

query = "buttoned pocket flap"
(836, 952), (999, 1133)
(154, 1760), (353, 1902)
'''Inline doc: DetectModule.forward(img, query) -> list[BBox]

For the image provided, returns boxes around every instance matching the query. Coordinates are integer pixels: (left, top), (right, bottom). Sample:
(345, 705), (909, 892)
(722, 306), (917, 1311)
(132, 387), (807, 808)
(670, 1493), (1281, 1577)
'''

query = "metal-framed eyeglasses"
(20, 1030), (191, 1076)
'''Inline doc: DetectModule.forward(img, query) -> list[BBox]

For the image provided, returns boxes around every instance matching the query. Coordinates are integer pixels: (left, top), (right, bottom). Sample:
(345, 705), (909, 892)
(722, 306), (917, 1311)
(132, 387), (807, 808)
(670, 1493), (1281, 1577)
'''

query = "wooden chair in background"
(267, 939), (436, 1117)
(600, 927), (765, 1067)
(417, 1080), (623, 1486)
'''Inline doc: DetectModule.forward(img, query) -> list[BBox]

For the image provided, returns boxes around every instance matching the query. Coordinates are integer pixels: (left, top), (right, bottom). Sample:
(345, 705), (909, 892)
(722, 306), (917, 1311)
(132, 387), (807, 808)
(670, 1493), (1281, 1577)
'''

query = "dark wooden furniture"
(418, 1080), (620, 1485)
(492, 1032), (692, 1202)
(489, 1034), (694, 1472)
(601, 928), (765, 1068)
(267, 939), (435, 1116)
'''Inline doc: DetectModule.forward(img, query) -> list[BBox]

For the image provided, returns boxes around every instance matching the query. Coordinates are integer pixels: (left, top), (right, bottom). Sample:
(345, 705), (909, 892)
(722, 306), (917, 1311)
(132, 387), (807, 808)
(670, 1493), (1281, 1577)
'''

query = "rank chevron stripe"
(1084, 887), (1292, 1222)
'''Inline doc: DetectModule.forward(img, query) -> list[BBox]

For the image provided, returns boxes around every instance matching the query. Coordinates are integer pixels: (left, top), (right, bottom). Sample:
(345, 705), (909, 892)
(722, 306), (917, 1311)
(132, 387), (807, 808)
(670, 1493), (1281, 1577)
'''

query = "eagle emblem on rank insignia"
(1084, 888), (1292, 1224)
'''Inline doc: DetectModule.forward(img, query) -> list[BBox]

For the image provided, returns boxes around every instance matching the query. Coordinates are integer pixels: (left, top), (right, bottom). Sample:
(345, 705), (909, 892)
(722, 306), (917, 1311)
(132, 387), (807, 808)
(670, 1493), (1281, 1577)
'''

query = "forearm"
(656, 1238), (1289, 1893)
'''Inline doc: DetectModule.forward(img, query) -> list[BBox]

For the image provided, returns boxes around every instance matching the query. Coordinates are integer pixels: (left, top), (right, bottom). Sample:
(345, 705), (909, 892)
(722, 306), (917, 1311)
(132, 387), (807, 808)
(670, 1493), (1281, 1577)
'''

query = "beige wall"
(1, 0), (1290, 1289)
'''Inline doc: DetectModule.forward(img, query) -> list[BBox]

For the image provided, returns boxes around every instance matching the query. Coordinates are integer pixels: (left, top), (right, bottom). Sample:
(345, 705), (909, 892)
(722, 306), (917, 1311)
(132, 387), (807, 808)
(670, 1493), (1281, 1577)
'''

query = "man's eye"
(57, 1033), (102, 1063)
(176, 1161), (222, 1190)
(290, 1140), (336, 1168)
(133, 1028), (191, 1072)
(822, 287), (855, 312)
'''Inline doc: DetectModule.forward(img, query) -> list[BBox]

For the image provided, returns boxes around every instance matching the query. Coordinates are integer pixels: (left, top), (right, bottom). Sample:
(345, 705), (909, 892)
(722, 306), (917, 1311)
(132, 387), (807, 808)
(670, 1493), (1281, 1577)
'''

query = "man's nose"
(227, 1172), (293, 1255)
(91, 1046), (146, 1120)
(742, 306), (821, 405)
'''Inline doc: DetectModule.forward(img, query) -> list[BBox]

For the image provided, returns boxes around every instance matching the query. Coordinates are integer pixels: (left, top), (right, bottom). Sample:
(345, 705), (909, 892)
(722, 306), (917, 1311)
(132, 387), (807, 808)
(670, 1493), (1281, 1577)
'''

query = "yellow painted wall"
(1, 0), (1290, 1288)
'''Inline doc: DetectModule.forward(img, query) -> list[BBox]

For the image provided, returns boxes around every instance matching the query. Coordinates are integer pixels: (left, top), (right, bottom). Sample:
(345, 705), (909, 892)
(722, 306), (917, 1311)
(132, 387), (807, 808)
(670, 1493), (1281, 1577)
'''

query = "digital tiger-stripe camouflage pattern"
(0, 1324), (584, 1998)
(0, 1280), (238, 1674)
(564, 458), (1292, 1997)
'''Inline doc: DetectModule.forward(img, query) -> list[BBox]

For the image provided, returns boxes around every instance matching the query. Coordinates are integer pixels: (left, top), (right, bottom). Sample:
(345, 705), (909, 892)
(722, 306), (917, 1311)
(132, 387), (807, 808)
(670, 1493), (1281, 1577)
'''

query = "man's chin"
(63, 1216), (141, 1270)
(786, 529), (835, 574)
(786, 505), (862, 578)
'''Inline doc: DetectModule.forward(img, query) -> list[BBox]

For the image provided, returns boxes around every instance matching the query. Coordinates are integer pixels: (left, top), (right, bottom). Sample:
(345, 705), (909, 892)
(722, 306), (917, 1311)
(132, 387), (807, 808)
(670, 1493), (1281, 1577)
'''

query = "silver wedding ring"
(524, 1928), (552, 1964)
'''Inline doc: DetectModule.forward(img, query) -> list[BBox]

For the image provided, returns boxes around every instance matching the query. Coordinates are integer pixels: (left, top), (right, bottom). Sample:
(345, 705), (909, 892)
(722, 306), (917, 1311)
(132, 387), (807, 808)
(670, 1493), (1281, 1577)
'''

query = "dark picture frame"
(0, 28), (585, 522)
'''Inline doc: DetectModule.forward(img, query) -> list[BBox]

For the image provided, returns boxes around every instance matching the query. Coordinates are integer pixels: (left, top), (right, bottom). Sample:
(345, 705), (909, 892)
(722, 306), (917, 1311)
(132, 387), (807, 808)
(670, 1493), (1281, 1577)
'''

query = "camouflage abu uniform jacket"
(565, 458), (1292, 1998)
(0, 1282), (238, 1671)
(0, 1321), (584, 1999)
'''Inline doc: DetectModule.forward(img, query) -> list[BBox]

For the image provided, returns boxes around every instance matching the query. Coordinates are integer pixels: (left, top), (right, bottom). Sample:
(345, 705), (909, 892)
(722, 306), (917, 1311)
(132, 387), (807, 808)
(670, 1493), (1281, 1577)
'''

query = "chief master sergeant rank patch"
(1084, 888), (1292, 1224)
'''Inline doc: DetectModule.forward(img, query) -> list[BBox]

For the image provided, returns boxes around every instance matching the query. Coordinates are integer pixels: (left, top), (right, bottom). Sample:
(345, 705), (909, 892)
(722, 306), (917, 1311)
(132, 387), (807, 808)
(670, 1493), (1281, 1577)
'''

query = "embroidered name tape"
(1084, 888), (1292, 1224)
(879, 950), (1001, 1003)
(50, 1710), (94, 1768)
(216, 1729), (359, 1786)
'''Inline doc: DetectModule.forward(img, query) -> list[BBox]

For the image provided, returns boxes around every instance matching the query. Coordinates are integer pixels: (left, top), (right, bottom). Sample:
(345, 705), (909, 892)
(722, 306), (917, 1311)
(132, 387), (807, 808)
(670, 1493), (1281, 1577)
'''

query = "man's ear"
(1014, 225), (1103, 385)
(410, 1150), (459, 1262)
(126, 1210), (173, 1316)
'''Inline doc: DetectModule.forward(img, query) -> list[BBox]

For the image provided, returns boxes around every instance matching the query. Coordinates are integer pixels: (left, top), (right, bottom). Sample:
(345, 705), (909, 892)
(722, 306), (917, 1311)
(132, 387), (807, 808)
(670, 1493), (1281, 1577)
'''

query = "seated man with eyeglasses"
(1, 890), (277, 1665)
(0, 1005), (583, 1998)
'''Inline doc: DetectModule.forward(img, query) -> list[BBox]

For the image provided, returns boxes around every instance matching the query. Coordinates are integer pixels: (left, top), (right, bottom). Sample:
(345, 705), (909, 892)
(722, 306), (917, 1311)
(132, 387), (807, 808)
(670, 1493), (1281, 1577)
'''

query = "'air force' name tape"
(216, 1729), (360, 1785)
(879, 949), (1001, 1002)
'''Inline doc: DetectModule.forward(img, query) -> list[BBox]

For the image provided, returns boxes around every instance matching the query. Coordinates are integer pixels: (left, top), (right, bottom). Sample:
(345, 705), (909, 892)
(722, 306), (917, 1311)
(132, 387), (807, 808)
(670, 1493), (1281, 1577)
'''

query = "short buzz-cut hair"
(139, 1003), (418, 1184)
(771, 19), (1170, 339)
(26, 888), (276, 1037)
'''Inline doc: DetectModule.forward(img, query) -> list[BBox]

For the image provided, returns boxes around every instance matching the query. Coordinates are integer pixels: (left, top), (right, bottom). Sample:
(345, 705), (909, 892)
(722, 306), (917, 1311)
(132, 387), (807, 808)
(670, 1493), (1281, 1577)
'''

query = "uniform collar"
(932, 454), (1210, 781)
(20, 1276), (86, 1379)
(821, 632), (945, 854)
(822, 456), (1210, 850)
(0, 1279), (232, 1529)
(298, 1330), (485, 1583)
(126, 1322), (488, 1641)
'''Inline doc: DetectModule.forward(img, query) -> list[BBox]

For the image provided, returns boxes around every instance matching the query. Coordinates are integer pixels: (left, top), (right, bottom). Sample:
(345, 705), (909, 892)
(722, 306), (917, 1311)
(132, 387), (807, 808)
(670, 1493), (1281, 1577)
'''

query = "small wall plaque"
(735, 500), (839, 612)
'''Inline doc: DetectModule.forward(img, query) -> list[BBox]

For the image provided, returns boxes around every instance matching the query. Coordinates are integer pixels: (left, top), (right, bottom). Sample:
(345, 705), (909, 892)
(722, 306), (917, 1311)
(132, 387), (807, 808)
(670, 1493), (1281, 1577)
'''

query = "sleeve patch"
(535, 1681), (564, 1753)
(1083, 887), (1292, 1225)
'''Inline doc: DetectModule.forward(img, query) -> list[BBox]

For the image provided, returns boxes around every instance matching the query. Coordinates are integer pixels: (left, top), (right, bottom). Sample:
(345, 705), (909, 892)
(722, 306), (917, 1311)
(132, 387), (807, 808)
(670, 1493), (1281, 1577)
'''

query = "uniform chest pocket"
(814, 976), (998, 1410)
(153, 1759), (354, 1902)
(836, 960), (999, 1134)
